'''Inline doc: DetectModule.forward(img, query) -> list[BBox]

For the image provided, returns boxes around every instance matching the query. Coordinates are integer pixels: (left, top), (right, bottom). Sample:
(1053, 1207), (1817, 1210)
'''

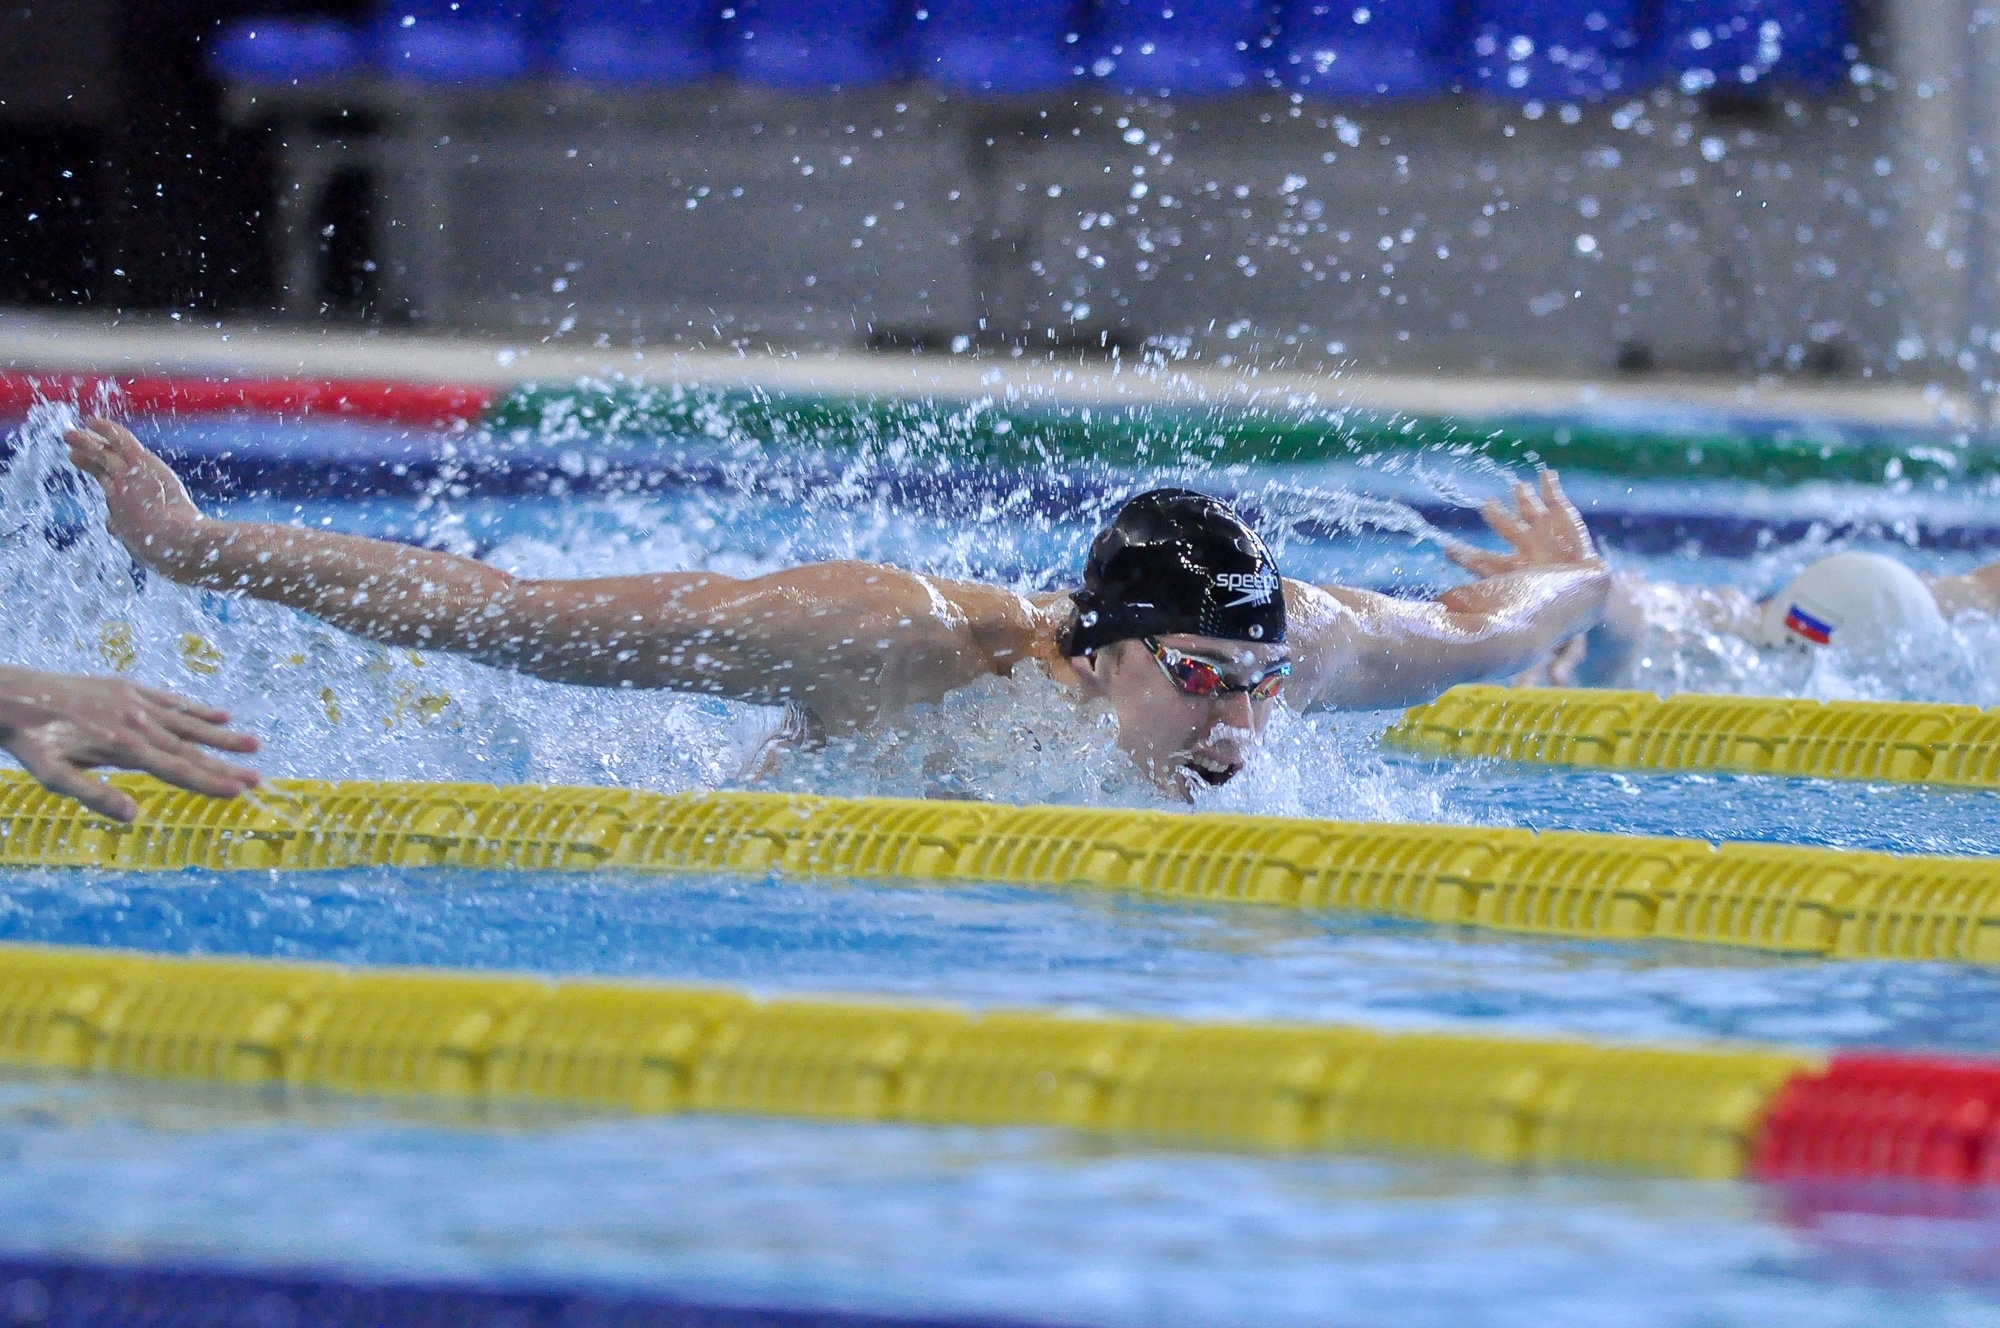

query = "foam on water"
(762, 663), (1449, 822)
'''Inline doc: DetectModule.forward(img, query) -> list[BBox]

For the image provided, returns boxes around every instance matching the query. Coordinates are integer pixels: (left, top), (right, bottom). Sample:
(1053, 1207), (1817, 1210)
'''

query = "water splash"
(1595, 543), (1997, 704)
(760, 663), (1450, 821)
(0, 406), (782, 793)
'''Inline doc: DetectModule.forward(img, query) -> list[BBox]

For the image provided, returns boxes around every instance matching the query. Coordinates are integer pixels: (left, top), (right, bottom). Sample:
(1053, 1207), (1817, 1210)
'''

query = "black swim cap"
(1066, 488), (1287, 655)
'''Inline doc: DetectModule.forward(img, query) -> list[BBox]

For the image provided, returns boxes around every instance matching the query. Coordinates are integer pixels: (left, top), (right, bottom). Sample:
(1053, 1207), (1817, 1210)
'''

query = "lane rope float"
(0, 372), (494, 430)
(2, 938), (1996, 1186)
(1386, 684), (2000, 790)
(488, 382), (1984, 486)
(0, 939), (1815, 1180)
(4, 772), (2000, 964)
(0, 370), (1975, 485)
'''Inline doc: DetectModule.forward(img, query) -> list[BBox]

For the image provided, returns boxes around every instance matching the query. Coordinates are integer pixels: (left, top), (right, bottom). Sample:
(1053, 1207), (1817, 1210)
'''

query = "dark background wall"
(0, 0), (1930, 378)
(0, 0), (363, 313)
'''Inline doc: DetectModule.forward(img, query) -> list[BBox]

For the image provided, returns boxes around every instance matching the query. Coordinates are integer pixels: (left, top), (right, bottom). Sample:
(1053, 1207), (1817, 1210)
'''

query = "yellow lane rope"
(1385, 685), (2000, 789)
(0, 940), (1813, 1179)
(2, 771), (1998, 962)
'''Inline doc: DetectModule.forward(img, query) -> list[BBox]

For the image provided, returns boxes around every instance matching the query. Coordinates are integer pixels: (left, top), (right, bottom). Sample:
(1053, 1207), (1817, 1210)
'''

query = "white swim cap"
(1756, 551), (1946, 655)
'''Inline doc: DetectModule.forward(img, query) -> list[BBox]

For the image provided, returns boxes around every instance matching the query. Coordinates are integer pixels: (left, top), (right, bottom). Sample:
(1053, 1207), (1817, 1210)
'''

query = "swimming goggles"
(1143, 637), (1290, 701)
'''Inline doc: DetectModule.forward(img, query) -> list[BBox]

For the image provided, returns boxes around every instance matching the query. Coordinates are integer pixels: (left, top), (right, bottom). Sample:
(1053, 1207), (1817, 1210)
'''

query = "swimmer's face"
(1082, 633), (1288, 797)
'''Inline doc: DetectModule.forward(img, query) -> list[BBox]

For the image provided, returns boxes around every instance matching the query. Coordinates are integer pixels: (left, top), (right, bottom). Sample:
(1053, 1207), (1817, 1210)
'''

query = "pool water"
(3, 402), (2000, 1324)
(5, 863), (2000, 1050)
(8, 1069), (2000, 1328)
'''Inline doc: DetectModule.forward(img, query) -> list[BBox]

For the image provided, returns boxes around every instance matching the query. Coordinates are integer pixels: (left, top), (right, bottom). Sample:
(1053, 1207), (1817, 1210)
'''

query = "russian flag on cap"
(1783, 603), (1833, 645)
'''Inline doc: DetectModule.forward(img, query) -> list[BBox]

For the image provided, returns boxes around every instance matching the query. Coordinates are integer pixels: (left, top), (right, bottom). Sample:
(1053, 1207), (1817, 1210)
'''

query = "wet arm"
(113, 515), (534, 655)
(1928, 561), (2000, 615)
(65, 418), (1038, 729)
(79, 505), (685, 683)
(1286, 564), (1609, 710)
(110, 518), (1026, 725)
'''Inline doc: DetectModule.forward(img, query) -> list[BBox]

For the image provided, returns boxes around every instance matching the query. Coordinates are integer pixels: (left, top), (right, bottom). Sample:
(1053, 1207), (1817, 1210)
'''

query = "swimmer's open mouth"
(1184, 756), (1241, 786)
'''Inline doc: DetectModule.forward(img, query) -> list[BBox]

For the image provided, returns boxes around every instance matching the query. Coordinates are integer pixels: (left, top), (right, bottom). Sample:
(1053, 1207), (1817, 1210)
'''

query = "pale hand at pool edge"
(0, 666), (261, 823)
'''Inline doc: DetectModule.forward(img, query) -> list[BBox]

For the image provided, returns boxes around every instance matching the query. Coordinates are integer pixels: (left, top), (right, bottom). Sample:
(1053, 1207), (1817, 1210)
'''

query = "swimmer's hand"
(1444, 470), (1602, 577)
(64, 415), (206, 569)
(0, 667), (261, 822)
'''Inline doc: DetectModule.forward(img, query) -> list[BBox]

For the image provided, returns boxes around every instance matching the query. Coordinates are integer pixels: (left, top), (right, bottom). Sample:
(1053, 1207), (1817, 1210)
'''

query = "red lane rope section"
(0, 373), (496, 429)
(1753, 1054), (2000, 1184)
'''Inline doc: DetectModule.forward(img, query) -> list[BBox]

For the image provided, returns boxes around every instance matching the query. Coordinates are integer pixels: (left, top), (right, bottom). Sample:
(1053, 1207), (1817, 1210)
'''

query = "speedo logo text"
(1213, 569), (1279, 607)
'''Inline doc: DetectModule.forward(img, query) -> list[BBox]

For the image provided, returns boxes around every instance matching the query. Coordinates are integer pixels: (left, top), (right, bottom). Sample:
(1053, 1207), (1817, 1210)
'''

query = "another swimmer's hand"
(64, 415), (206, 570)
(1445, 470), (1602, 577)
(0, 666), (261, 822)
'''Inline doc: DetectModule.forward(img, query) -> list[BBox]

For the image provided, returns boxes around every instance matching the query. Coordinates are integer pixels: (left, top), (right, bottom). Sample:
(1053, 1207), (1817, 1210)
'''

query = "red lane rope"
(1753, 1054), (2000, 1184)
(0, 373), (496, 429)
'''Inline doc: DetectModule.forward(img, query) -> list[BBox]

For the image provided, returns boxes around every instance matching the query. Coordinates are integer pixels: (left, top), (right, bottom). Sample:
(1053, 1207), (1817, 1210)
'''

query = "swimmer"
(64, 417), (1607, 796)
(1451, 496), (2000, 690)
(0, 665), (261, 821)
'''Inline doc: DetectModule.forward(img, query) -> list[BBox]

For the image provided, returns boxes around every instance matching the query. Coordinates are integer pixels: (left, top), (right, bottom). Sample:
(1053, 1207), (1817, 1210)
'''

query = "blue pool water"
(8, 1069), (2000, 1328)
(4, 864), (2000, 1051)
(3, 402), (2000, 1324)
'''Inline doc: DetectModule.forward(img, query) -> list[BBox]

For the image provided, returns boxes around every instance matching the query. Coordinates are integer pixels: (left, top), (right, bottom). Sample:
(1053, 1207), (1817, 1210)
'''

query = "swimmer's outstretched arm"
(1432, 477), (1766, 689)
(66, 419), (1042, 733)
(1287, 472), (1610, 709)
(1928, 561), (2000, 615)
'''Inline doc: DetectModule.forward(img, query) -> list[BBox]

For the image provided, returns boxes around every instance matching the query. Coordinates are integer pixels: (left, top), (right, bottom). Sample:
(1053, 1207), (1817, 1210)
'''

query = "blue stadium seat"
(1091, 0), (1275, 95)
(1275, 0), (1454, 96)
(375, 0), (536, 83)
(555, 0), (721, 83)
(1653, 0), (1848, 91)
(918, 0), (1081, 92)
(1463, 0), (1640, 99)
(211, 18), (365, 84)
(726, 0), (913, 86)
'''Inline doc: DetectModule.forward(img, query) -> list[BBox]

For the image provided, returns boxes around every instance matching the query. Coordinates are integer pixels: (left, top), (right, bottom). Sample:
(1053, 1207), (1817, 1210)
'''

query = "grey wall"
(236, 42), (1966, 381)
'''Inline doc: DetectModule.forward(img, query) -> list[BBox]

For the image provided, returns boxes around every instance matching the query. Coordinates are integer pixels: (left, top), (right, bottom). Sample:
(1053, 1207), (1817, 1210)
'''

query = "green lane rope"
(486, 383), (1976, 485)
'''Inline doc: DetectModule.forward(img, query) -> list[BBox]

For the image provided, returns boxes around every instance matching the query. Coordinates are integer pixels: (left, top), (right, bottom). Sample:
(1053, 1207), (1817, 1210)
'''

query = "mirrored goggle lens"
(1162, 652), (1289, 700)
(1163, 654), (1226, 697)
(1248, 667), (1288, 701)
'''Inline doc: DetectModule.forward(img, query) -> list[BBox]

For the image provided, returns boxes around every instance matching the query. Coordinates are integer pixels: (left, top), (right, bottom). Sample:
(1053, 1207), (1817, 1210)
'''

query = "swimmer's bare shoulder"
(662, 561), (1054, 730)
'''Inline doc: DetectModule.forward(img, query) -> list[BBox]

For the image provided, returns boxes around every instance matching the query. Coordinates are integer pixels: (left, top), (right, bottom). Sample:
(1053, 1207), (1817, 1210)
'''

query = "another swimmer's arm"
(1927, 561), (2000, 615)
(0, 667), (261, 821)
(1561, 571), (1656, 686)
